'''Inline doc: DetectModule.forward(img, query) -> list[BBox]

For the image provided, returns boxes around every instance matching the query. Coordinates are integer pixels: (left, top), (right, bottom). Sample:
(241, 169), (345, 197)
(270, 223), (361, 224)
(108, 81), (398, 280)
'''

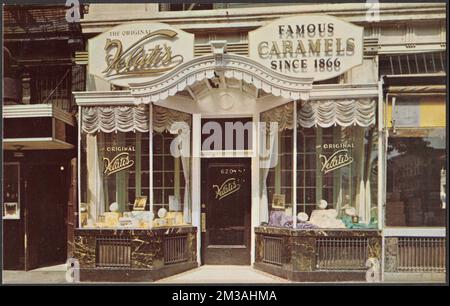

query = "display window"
(260, 98), (378, 229)
(80, 131), (152, 228)
(79, 105), (192, 229)
(296, 125), (378, 229)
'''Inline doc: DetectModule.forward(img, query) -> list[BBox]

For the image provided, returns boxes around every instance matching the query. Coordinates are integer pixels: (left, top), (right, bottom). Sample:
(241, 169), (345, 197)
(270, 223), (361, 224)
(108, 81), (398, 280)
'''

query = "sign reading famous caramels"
(88, 23), (194, 87)
(248, 15), (363, 81)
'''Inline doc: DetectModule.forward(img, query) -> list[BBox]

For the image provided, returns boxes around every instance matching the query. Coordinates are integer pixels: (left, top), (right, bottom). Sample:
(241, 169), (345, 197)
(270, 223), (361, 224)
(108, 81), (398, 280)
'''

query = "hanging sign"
(248, 15), (364, 81)
(88, 23), (194, 87)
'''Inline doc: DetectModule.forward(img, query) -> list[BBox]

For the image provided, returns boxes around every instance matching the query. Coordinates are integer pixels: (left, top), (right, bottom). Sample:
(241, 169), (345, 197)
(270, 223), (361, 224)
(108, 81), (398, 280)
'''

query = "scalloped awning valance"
(81, 105), (149, 134)
(261, 98), (376, 130)
(81, 105), (191, 134)
(152, 105), (191, 134)
(298, 98), (376, 128)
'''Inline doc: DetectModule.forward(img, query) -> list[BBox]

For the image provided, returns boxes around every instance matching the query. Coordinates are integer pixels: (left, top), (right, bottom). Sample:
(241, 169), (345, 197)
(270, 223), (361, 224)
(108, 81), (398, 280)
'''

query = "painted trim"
(201, 150), (253, 158)
(74, 90), (135, 106)
(251, 112), (259, 265)
(3, 137), (54, 142)
(292, 100), (297, 229)
(74, 84), (379, 109)
(383, 227), (446, 237)
(80, 3), (446, 34)
(149, 103), (154, 218)
(129, 53), (313, 103)
(192, 114), (202, 264)
(77, 106), (82, 229)
(3, 104), (75, 126)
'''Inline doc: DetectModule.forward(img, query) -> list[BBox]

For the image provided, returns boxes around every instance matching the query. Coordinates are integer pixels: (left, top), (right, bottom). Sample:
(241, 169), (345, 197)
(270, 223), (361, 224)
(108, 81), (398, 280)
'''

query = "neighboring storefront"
(3, 5), (83, 270)
(70, 3), (446, 282)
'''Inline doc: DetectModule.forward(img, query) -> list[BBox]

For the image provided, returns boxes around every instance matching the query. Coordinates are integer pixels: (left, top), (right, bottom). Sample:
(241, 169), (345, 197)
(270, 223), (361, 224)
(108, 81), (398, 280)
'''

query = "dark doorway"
(24, 163), (69, 269)
(201, 158), (251, 265)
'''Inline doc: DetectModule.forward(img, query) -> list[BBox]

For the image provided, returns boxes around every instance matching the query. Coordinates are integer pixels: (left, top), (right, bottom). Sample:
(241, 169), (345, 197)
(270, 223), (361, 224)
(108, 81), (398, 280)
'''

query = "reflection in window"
(386, 129), (446, 227)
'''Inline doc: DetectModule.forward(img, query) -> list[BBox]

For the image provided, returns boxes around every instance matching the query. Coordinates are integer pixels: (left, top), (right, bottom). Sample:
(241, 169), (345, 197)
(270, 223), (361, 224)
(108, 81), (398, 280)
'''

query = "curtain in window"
(153, 105), (192, 133)
(85, 134), (105, 221)
(169, 121), (192, 224)
(260, 102), (294, 131)
(298, 99), (376, 128)
(259, 122), (279, 223)
(81, 105), (149, 134)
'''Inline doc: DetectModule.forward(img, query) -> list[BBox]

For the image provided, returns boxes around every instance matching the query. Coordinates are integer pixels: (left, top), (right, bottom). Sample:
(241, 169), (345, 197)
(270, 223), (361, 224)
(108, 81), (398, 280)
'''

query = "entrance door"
(25, 163), (69, 269)
(201, 158), (251, 265)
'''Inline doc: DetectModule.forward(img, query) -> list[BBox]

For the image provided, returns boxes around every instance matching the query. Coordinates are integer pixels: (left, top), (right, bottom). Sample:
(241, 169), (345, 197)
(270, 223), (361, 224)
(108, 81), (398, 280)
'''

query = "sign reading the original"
(89, 23), (194, 87)
(319, 142), (354, 174)
(248, 15), (363, 81)
(103, 146), (135, 176)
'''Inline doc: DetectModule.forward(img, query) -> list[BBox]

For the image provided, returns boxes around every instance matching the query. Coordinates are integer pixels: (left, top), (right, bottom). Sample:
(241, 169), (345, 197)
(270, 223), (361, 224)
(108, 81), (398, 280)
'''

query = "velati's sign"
(248, 15), (363, 81)
(102, 146), (135, 176)
(88, 23), (194, 87)
(319, 142), (355, 174)
(213, 178), (241, 200)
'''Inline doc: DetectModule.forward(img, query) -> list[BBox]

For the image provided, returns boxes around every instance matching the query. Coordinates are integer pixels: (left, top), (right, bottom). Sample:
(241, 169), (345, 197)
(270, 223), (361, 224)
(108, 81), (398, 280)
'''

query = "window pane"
(152, 106), (192, 226)
(81, 131), (151, 228)
(296, 123), (378, 229)
(386, 129), (446, 226)
(260, 102), (294, 228)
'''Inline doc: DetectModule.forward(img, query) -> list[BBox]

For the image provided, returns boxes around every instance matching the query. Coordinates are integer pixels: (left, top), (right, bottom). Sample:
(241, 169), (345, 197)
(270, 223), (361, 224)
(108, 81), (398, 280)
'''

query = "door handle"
(201, 212), (206, 232)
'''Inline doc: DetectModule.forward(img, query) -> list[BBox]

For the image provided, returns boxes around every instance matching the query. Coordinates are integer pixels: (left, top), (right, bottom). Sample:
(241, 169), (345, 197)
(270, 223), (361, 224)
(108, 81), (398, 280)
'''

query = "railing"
(316, 238), (368, 271)
(397, 237), (446, 272)
(31, 67), (73, 111)
(379, 51), (446, 76)
(262, 236), (283, 266)
(164, 235), (188, 265)
(96, 237), (132, 268)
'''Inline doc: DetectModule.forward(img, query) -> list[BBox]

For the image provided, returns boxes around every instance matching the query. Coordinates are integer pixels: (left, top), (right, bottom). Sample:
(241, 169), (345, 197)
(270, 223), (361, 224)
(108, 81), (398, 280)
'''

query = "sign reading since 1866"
(248, 15), (364, 81)
(89, 23), (194, 87)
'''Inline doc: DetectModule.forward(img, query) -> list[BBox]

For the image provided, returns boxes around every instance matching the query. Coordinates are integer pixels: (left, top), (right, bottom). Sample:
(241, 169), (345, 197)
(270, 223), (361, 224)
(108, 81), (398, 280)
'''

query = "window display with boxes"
(80, 104), (192, 229)
(260, 99), (378, 229)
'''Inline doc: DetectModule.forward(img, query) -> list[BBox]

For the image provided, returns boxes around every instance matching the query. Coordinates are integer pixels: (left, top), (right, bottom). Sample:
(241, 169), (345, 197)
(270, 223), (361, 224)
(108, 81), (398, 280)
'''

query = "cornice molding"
(80, 3), (446, 34)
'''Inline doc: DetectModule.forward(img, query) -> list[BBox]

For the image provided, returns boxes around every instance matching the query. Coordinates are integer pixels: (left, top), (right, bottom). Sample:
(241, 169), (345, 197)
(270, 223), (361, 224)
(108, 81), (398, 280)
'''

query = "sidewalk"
(3, 265), (444, 284)
(3, 264), (68, 284)
(154, 265), (291, 284)
(2, 264), (289, 284)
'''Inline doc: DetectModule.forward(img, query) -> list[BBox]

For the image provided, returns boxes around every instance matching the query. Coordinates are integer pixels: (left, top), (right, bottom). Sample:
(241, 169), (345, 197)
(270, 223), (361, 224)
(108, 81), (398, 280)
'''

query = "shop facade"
(70, 3), (446, 282)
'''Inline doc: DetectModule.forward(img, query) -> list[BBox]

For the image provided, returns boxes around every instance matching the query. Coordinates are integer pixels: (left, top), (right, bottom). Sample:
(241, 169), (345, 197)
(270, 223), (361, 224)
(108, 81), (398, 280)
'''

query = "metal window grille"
(397, 237), (446, 272)
(164, 235), (188, 265)
(262, 236), (283, 266)
(316, 238), (368, 271)
(379, 52), (446, 76)
(96, 237), (131, 268)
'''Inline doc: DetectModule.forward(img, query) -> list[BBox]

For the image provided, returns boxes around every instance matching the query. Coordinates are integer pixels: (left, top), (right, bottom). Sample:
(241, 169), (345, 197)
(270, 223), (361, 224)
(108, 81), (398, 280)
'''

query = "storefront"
(72, 5), (446, 281)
